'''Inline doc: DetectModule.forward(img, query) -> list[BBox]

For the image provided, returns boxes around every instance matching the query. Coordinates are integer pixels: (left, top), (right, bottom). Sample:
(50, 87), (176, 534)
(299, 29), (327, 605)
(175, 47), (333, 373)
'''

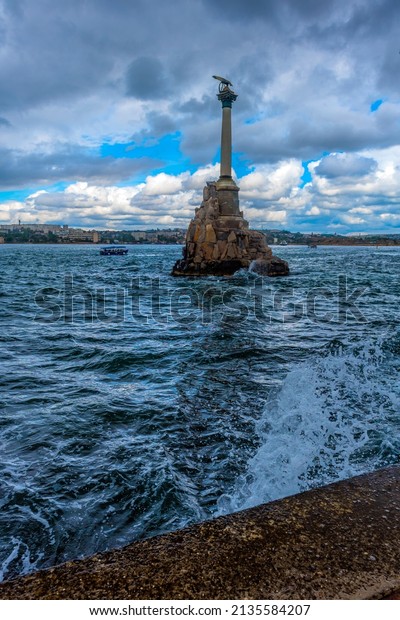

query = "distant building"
(0, 236), (4, 244)
(131, 231), (148, 241)
(146, 234), (158, 243)
(56, 227), (100, 242)
(0, 223), (66, 233)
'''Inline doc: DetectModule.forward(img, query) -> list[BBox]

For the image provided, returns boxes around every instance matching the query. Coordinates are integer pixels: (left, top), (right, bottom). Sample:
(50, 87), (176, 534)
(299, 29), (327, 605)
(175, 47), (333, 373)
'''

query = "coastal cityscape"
(1, 221), (400, 246)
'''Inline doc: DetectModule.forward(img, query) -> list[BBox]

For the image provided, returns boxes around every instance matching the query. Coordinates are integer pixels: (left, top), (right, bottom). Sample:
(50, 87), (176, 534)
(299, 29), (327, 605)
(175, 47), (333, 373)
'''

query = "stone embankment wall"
(1, 466), (400, 600)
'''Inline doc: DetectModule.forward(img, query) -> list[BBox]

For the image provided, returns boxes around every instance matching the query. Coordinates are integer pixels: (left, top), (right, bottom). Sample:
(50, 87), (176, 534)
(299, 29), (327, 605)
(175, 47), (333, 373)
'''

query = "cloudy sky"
(1, 0), (400, 233)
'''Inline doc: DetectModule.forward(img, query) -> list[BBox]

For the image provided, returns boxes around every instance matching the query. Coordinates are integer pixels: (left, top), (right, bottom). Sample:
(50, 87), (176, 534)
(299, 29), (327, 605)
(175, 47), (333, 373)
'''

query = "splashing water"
(218, 336), (400, 513)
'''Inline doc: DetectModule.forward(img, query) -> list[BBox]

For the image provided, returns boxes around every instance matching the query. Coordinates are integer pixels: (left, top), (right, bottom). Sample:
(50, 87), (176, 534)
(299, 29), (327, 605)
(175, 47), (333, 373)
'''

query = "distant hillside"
(260, 230), (400, 246)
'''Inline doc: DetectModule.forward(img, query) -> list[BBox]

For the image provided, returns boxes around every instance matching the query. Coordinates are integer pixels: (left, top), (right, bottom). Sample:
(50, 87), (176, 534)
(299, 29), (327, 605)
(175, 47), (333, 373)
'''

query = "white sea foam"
(218, 336), (400, 514)
(0, 539), (20, 582)
(0, 538), (43, 582)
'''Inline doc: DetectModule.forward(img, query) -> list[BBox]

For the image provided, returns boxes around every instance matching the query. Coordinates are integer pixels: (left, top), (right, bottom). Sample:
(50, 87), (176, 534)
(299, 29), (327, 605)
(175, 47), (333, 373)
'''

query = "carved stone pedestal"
(171, 182), (289, 277)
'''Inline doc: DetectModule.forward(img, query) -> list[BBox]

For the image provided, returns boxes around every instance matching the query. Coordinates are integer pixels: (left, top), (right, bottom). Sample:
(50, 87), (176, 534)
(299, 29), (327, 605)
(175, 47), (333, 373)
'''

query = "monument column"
(214, 78), (240, 215)
(220, 102), (233, 180)
(171, 75), (289, 277)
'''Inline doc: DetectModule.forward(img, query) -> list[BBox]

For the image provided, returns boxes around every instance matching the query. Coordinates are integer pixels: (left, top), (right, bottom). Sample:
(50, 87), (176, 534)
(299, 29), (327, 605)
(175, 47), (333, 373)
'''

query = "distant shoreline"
(1, 241), (400, 247)
(2, 225), (400, 246)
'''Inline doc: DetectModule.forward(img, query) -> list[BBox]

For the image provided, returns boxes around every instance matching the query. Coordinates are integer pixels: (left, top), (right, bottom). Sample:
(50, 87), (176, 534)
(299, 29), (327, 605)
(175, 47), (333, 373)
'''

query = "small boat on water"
(100, 245), (129, 256)
(308, 242), (318, 248)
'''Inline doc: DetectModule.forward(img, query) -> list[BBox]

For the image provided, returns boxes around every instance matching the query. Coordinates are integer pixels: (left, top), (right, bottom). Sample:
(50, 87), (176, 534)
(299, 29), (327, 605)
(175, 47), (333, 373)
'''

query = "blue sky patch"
(0, 189), (34, 201)
(370, 99), (383, 112)
(0, 182), (69, 202)
(101, 132), (181, 161)
(300, 161), (312, 187)
(101, 132), (198, 183)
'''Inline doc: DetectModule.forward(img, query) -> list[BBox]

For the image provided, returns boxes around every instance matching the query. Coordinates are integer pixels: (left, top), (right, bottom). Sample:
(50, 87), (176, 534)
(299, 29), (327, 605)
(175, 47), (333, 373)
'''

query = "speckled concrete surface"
(1, 466), (400, 600)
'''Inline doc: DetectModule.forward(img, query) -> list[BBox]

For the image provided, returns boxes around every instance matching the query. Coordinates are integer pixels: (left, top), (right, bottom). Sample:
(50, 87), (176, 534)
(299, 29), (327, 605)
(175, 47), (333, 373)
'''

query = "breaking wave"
(218, 335), (400, 513)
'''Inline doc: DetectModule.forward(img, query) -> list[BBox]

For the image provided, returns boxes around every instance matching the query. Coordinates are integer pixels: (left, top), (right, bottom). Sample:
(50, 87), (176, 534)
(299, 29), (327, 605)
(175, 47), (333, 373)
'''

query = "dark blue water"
(1, 244), (400, 580)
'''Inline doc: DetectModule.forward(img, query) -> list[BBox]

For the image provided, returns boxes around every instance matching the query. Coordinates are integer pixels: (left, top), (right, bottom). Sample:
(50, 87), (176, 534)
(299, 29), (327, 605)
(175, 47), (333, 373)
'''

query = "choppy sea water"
(1, 243), (400, 580)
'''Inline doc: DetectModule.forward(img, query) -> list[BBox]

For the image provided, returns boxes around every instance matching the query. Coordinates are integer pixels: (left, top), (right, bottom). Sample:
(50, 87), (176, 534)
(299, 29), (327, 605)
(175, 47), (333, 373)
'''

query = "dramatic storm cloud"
(0, 0), (399, 232)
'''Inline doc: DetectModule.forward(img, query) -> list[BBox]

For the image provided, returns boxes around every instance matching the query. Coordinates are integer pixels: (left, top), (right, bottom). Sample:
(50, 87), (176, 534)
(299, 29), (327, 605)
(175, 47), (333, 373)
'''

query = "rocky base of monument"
(172, 182), (289, 277)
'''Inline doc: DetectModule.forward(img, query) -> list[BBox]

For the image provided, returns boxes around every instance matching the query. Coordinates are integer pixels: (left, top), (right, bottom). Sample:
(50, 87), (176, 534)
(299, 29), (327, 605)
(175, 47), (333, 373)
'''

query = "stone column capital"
(217, 89), (238, 108)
